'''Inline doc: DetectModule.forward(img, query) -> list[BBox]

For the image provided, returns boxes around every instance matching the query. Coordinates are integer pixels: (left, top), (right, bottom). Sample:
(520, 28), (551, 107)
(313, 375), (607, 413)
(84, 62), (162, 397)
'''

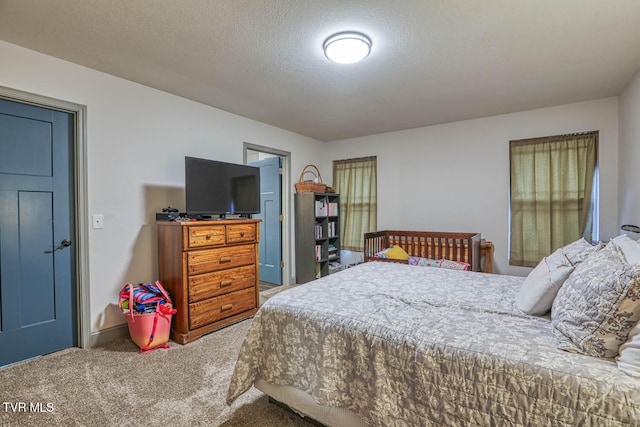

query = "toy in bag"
(119, 281), (177, 353)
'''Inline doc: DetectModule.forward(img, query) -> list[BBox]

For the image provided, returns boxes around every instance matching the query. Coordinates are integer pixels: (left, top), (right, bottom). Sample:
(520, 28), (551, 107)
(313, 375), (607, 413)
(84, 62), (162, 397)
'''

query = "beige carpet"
(0, 286), (310, 427)
(259, 283), (295, 304)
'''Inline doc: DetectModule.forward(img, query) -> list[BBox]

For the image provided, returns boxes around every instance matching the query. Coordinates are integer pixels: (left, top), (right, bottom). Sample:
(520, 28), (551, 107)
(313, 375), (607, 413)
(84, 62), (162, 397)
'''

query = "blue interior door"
(250, 157), (282, 285)
(0, 98), (76, 367)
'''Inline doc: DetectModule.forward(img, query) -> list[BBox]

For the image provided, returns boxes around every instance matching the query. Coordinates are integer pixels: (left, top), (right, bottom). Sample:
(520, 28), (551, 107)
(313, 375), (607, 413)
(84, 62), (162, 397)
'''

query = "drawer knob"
(220, 280), (233, 287)
(240, 231), (245, 237)
(219, 256), (232, 263)
(221, 303), (233, 312)
(205, 234), (211, 240)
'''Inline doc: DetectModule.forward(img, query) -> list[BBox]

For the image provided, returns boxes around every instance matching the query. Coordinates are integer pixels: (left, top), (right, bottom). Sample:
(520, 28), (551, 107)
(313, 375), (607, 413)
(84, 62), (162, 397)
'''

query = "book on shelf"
(328, 243), (338, 260)
(328, 221), (337, 237)
(314, 199), (339, 216)
(328, 261), (342, 274)
(327, 202), (339, 216)
(315, 244), (322, 261)
(315, 199), (327, 216)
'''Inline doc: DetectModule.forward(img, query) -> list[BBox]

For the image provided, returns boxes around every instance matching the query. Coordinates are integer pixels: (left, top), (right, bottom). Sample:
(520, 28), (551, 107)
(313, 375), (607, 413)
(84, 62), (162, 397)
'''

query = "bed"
(227, 239), (640, 426)
(363, 230), (494, 273)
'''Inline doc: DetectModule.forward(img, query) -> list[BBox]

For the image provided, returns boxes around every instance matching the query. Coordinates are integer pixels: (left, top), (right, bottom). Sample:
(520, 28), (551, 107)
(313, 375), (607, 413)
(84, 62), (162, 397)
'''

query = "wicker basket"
(295, 164), (327, 193)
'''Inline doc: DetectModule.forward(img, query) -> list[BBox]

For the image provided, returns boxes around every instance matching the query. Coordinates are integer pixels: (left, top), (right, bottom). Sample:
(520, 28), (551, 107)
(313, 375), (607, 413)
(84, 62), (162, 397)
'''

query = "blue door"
(250, 157), (282, 285)
(0, 98), (76, 367)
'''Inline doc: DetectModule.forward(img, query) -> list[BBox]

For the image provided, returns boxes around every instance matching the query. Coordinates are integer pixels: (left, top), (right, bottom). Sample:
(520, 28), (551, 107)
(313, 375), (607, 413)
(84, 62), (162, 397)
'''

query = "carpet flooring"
(0, 286), (310, 427)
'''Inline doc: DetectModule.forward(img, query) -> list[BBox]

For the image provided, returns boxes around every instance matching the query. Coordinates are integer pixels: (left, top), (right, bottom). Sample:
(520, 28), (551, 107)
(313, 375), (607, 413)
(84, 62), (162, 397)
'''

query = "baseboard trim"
(89, 324), (129, 347)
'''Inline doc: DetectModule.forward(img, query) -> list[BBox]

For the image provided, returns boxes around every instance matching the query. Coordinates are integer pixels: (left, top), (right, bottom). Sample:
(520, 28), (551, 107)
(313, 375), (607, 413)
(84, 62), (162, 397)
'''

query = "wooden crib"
(364, 230), (493, 273)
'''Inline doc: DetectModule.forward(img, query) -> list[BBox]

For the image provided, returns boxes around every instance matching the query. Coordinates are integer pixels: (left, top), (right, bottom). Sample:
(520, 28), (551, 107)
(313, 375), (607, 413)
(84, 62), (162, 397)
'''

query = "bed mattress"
(227, 262), (640, 426)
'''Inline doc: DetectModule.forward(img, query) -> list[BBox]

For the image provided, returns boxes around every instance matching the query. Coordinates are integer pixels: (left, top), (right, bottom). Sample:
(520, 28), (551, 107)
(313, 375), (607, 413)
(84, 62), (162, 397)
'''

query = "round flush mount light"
(323, 31), (372, 64)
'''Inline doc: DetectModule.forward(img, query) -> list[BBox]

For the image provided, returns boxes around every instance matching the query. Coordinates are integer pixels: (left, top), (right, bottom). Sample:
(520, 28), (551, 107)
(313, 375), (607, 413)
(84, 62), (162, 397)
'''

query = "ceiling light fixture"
(323, 31), (372, 64)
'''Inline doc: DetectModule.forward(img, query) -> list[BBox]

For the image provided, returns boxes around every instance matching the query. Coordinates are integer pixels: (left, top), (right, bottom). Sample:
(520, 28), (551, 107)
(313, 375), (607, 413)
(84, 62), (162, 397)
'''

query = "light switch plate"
(92, 214), (104, 229)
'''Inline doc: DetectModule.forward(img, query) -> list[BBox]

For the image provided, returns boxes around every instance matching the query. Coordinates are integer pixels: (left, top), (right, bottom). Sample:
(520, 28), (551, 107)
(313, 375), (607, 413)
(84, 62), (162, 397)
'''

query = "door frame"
(0, 85), (90, 350)
(243, 142), (292, 286)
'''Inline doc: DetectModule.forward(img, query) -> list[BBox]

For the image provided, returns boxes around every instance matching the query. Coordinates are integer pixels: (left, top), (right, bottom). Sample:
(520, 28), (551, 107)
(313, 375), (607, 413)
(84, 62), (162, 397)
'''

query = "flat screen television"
(185, 156), (260, 217)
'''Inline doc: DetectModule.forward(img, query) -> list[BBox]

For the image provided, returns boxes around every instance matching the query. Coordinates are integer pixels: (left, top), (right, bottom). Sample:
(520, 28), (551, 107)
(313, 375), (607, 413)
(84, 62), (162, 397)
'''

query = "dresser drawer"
(227, 223), (256, 244)
(189, 287), (256, 329)
(187, 225), (226, 248)
(188, 264), (255, 302)
(187, 244), (255, 275)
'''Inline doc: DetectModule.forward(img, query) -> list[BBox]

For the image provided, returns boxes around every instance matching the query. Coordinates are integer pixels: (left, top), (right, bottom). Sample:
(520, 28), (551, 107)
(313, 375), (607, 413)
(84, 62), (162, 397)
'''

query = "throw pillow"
(408, 257), (442, 267)
(439, 259), (470, 271)
(617, 320), (640, 376)
(374, 248), (391, 258)
(551, 243), (640, 358)
(612, 234), (640, 265)
(378, 245), (410, 260)
(515, 248), (574, 315)
(561, 237), (603, 266)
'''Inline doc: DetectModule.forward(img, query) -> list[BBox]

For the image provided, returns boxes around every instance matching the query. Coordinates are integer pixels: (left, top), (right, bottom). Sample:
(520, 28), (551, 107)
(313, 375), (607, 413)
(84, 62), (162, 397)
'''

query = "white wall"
(619, 69), (640, 232)
(325, 98), (620, 276)
(0, 41), (323, 333)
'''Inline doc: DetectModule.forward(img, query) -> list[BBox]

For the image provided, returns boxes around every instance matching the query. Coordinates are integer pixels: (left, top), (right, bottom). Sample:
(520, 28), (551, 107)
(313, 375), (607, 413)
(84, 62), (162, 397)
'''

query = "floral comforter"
(227, 262), (640, 426)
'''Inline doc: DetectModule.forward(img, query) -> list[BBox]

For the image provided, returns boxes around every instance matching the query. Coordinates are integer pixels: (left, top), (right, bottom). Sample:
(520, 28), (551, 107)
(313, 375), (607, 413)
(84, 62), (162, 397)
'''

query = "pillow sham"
(439, 259), (470, 271)
(516, 248), (574, 315)
(551, 243), (640, 358)
(612, 234), (640, 265)
(617, 320), (640, 376)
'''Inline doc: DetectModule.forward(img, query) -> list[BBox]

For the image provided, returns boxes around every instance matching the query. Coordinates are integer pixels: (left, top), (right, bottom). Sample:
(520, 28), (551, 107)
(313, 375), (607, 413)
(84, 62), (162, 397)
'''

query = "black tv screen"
(185, 157), (260, 216)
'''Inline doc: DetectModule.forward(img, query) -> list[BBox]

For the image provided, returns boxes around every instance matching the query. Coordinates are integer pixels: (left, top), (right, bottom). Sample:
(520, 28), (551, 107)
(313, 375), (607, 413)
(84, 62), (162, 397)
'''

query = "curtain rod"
(333, 155), (377, 164)
(510, 130), (598, 144)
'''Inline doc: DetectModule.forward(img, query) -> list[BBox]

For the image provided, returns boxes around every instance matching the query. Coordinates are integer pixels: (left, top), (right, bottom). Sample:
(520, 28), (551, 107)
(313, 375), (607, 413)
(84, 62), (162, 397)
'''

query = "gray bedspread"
(227, 262), (640, 426)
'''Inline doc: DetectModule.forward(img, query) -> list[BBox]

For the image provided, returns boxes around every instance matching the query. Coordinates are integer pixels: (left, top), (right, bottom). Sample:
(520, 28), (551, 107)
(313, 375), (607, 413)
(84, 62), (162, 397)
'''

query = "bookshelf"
(295, 192), (341, 284)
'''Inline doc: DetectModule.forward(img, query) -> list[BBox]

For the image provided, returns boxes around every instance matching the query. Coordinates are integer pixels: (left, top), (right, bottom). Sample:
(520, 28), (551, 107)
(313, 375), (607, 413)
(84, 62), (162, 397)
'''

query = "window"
(509, 132), (598, 267)
(333, 156), (377, 251)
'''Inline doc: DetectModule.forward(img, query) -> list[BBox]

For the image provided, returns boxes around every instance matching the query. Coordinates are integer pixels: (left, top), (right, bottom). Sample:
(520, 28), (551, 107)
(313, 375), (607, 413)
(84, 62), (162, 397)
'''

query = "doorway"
(250, 156), (282, 285)
(244, 143), (291, 286)
(0, 86), (90, 365)
(0, 98), (76, 366)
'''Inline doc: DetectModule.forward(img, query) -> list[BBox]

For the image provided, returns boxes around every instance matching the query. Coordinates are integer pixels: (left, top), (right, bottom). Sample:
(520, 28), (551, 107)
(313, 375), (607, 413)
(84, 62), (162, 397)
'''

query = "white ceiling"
(1, 0), (640, 142)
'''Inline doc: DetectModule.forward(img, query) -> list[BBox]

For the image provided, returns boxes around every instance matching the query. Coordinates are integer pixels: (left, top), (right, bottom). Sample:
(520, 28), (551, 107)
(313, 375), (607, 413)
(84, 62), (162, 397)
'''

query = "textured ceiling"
(1, 0), (640, 142)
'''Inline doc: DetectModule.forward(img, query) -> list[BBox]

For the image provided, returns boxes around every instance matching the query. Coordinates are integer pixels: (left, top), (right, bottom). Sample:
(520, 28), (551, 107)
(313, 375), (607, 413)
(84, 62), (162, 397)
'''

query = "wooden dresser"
(156, 219), (260, 344)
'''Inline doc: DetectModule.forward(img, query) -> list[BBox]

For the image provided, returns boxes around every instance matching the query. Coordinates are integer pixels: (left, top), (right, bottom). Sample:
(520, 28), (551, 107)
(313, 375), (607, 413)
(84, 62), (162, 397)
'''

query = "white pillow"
(612, 234), (640, 265)
(617, 320), (640, 376)
(515, 248), (574, 315)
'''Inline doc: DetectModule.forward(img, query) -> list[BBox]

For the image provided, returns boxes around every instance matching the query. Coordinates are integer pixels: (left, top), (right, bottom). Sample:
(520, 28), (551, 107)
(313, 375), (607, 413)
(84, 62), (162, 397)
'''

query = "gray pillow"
(561, 237), (603, 266)
(551, 243), (640, 358)
(516, 248), (574, 315)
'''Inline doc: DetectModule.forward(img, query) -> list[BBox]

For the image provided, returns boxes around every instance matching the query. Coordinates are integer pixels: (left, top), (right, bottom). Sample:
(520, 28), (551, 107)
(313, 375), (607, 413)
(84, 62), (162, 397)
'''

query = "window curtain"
(333, 156), (377, 251)
(509, 132), (598, 267)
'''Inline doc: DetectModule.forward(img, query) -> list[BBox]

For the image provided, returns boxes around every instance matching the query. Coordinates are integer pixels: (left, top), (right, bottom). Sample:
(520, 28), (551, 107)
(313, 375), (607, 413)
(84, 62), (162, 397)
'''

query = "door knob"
(45, 239), (72, 254)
